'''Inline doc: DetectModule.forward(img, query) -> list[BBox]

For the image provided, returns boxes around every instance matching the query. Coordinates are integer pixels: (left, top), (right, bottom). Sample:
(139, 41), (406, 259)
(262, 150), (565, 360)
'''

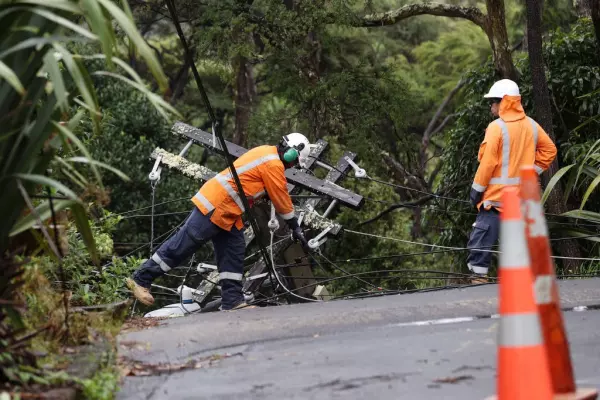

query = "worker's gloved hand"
(286, 217), (310, 251)
(469, 188), (483, 209)
(292, 226), (309, 250)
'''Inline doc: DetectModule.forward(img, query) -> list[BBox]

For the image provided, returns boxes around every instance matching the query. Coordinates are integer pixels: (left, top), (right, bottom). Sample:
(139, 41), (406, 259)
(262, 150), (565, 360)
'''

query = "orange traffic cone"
(520, 166), (598, 400)
(487, 186), (553, 400)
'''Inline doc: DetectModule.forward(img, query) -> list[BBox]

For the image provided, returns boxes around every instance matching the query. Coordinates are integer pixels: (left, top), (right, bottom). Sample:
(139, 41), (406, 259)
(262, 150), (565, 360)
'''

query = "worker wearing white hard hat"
(127, 132), (313, 310)
(466, 79), (557, 281)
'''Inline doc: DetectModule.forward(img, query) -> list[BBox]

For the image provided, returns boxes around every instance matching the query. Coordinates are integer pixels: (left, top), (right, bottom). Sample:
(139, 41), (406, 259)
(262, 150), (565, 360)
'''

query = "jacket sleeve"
(472, 125), (501, 193)
(262, 161), (295, 220)
(534, 123), (557, 174)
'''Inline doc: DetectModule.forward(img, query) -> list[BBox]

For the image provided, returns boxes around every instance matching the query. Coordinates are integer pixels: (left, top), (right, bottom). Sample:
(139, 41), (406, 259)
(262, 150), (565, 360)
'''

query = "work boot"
(470, 275), (489, 284)
(126, 278), (154, 306)
(221, 302), (258, 312)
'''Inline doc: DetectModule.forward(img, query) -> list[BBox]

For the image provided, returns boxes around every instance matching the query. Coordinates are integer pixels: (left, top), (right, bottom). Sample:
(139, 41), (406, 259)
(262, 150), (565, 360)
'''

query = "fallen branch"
(70, 299), (131, 313)
(118, 352), (243, 377)
(8, 324), (51, 351)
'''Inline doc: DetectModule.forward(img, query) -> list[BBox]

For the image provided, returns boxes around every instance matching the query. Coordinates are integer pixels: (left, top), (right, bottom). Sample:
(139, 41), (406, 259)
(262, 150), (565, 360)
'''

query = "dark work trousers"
(466, 207), (500, 276)
(132, 207), (246, 310)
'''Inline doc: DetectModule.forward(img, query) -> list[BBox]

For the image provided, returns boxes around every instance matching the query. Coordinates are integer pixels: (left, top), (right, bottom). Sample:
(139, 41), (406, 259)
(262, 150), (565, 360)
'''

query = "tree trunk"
(485, 0), (518, 79)
(574, 0), (592, 15)
(525, 0), (583, 272)
(169, 57), (191, 105)
(591, 0), (600, 53)
(232, 55), (256, 147)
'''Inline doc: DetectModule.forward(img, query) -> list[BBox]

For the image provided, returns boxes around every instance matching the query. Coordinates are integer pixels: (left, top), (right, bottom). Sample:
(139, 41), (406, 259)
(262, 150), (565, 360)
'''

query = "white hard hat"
(483, 79), (520, 99)
(282, 132), (312, 168)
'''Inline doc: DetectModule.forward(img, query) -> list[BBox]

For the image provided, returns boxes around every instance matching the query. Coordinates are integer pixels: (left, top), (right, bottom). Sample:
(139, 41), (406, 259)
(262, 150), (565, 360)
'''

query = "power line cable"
(120, 211), (190, 219)
(164, 0), (275, 282)
(311, 155), (600, 226)
(100, 197), (190, 220)
(363, 196), (600, 227)
(344, 229), (600, 261)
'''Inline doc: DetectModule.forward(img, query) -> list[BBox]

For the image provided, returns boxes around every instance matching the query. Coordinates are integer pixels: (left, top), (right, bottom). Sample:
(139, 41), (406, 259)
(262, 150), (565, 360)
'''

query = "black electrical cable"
(101, 219), (185, 270)
(274, 231), (600, 269)
(310, 155), (470, 204)
(363, 196), (600, 228)
(120, 211), (190, 219)
(99, 197), (190, 220)
(164, 0), (275, 281)
(268, 231), (319, 303)
(310, 252), (382, 291)
(279, 274), (485, 281)
(311, 155), (600, 226)
(244, 268), (486, 308)
(328, 281), (497, 301)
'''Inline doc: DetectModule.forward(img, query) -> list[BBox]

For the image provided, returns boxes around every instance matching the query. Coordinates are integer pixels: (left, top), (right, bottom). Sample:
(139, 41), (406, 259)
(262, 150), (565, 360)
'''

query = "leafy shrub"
(31, 211), (142, 308)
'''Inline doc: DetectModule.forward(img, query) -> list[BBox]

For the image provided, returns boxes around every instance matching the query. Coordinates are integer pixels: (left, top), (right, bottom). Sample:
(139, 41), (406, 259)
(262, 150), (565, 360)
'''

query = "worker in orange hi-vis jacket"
(127, 133), (314, 310)
(467, 79), (557, 282)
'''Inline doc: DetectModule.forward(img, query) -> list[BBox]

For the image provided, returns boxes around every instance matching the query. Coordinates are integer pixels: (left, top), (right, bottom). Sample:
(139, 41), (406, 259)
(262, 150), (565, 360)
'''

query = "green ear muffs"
(283, 147), (299, 162)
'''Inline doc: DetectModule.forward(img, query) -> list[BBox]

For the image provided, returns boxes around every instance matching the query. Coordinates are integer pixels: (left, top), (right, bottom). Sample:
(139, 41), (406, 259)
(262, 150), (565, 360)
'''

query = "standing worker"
(126, 133), (313, 310)
(467, 79), (557, 281)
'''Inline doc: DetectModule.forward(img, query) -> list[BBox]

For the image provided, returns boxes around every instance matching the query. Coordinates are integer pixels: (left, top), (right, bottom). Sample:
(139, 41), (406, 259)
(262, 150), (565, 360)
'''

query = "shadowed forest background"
(1, 0), (599, 397)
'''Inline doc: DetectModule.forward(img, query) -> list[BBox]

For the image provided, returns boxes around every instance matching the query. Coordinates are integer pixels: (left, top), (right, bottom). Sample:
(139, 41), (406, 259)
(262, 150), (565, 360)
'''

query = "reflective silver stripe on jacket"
(222, 154), (280, 179)
(220, 272), (243, 281)
(216, 153), (281, 212)
(483, 200), (501, 208)
(472, 182), (487, 193)
(216, 175), (246, 211)
(499, 313), (543, 347)
(489, 118), (539, 186)
(278, 210), (295, 220)
(152, 253), (171, 272)
(534, 165), (544, 174)
(194, 192), (215, 212)
(489, 119), (512, 185)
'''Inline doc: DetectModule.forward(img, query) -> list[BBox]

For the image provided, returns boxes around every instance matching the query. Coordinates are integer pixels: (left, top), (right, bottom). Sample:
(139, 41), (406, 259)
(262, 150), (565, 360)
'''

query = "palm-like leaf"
(0, 0), (176, 381)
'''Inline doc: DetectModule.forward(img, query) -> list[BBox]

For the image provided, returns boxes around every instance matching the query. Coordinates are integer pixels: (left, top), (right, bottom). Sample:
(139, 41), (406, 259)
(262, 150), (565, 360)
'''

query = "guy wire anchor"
(344, 156), (366, 178)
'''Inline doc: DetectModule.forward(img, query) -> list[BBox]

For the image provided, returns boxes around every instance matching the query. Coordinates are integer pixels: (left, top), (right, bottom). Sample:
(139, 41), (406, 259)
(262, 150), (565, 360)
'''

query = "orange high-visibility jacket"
(191, 145), (295, 231)
(472, 95), (557, 211)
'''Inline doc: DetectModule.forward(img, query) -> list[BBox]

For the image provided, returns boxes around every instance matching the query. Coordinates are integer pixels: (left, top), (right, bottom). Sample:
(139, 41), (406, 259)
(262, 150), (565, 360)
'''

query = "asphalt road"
(117, 278), (600, 399)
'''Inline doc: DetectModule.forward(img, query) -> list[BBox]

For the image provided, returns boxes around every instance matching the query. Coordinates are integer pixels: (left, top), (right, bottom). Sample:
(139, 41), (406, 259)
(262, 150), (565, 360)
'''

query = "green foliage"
(0, 0), (174, 387)
(78, 60), (199, 247)
(33, 212), (142, 307)
(541, 139), (600, 251)
(412, 21), (490, 94)
(79, 364), (120, 400)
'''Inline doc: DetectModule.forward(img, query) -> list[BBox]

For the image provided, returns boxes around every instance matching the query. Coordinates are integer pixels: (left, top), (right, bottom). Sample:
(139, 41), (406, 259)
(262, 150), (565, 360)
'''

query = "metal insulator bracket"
(308, 225), (334, 249)
(149, 155), (163, 182)
(344, 156), (366, 178)
(197, 262), (217, 273)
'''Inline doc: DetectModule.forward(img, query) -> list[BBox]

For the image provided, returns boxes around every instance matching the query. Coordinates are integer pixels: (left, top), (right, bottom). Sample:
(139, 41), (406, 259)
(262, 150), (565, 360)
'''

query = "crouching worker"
(467, 79), (557, 282)
(126, 133), (313, 310)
